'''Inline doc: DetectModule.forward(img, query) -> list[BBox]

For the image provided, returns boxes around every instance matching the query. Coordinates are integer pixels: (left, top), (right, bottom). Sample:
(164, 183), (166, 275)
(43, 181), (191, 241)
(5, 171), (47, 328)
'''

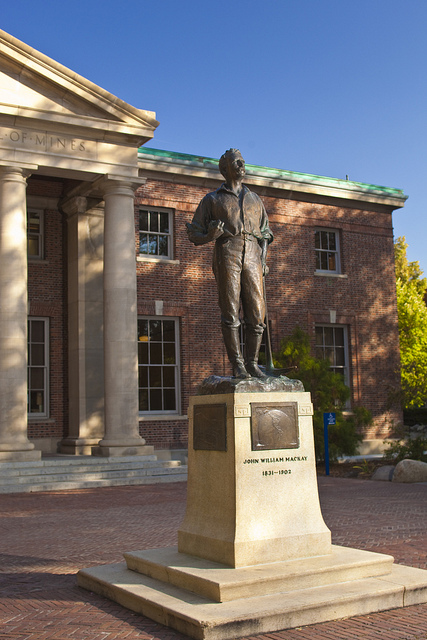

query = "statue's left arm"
(258, 200), (273, 276)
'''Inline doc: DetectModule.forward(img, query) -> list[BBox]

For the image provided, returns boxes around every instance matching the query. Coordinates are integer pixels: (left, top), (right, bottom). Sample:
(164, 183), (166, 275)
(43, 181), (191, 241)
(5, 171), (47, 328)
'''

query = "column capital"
(93, 174), (146, 198)
(0, 165), (34, 182)
(60, 195), (89, 218)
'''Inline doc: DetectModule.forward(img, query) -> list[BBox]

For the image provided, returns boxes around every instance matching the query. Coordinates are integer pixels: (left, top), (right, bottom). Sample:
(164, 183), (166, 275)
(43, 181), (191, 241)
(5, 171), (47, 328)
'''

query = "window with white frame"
(138, 317), (179, 413)
(28, 318), (49, 416)
(315, 229), (340, 273)
(315, 325), (349, 384)
(27, 209), (44, 259)
(139, 208), (173, 259)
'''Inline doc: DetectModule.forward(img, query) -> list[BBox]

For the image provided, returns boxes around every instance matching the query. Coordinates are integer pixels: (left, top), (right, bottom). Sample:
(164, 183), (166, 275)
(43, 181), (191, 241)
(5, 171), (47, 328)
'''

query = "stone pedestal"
(178, 391), (330, 567)
(78, 384), (427, 639)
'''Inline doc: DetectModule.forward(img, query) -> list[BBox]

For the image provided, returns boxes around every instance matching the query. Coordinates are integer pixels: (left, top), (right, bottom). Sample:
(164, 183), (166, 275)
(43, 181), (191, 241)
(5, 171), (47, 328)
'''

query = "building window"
(139, 208), (173, 259)
(138, 317), (179, 413)
(315, 325), (349, 384)
(315, 229), (340, 273)
(27, 209), (44, 259)
(28, 318), (49, 416)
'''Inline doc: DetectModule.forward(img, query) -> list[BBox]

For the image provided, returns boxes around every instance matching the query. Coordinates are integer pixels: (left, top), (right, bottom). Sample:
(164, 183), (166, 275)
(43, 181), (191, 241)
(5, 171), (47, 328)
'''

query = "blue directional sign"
(323, 412), (336, 475)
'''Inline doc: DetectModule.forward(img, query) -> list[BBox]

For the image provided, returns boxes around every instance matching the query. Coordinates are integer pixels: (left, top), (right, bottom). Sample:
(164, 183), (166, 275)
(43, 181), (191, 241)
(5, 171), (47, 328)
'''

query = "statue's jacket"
(187, 183), (273, 330)
(187, 183), (273, 245)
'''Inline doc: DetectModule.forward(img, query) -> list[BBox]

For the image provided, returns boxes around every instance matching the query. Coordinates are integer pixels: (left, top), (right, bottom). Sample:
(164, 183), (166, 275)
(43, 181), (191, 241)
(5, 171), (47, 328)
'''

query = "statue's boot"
(245, 331), (268, 378)
(221, 326), (250, 379)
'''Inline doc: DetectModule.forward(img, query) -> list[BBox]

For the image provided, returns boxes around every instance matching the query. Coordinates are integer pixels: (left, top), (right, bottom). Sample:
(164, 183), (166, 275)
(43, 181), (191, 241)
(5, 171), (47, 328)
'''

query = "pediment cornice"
(0, 30), (159, 145)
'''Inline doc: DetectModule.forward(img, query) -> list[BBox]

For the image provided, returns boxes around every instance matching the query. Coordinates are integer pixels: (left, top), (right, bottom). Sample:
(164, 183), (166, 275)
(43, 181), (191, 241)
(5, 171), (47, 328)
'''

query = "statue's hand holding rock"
(206, 220), (225, 241)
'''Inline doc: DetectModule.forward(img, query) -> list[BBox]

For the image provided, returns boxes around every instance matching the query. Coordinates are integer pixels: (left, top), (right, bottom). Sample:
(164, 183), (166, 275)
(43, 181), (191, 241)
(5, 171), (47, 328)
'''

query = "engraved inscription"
(262, 469), (291, 476)
(243, 455), (308, 464)
(251, 402), (299, 451)
(234, 404), (250, 418)
(298, 403), (314, 416)
(0, 127), (94, 156)
(193, 403), (227, 451)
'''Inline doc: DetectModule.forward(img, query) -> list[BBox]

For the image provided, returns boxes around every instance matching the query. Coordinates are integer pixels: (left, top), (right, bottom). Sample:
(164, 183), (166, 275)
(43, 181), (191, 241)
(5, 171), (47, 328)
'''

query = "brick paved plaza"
(1, 477), (427, 640)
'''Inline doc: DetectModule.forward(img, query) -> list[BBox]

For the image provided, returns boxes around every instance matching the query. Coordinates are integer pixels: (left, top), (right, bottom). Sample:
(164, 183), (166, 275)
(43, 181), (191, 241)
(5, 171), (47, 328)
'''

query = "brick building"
(0, 30), (406, 462)
(133, 148), (406, 454)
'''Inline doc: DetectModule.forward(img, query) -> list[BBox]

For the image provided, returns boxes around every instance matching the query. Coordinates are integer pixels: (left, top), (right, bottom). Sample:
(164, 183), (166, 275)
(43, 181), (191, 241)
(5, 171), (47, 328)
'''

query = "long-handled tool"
(260, 274), (296, 378)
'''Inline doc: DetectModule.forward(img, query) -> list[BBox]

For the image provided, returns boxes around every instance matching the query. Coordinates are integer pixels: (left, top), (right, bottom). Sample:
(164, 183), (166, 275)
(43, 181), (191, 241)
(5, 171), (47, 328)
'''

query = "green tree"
(394, 237), (427, 409)
(273, 326), (367, 462)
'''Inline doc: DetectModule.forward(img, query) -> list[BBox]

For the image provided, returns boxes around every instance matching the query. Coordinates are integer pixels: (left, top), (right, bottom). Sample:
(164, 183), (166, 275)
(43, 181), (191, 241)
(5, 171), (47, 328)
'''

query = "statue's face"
(225, 152), (245, 181)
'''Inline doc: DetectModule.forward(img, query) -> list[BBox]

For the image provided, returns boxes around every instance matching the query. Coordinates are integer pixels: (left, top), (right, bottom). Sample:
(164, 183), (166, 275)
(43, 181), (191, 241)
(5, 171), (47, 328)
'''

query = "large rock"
(371, 465), (395, 481)
(392, 459), (427, 483)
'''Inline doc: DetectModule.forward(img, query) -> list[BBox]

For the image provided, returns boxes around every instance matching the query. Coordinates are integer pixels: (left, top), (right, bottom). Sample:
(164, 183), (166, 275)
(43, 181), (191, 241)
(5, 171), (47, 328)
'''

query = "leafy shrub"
(383, 417), (427, 464)
(394, 237), (427, 409)
(383, 436), (427, 464)
(274, 326), (369, 462)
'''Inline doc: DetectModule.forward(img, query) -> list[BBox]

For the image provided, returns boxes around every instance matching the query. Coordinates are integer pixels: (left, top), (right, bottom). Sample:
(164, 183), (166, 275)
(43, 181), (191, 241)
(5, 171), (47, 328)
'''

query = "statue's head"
(219, 148), (245, 181)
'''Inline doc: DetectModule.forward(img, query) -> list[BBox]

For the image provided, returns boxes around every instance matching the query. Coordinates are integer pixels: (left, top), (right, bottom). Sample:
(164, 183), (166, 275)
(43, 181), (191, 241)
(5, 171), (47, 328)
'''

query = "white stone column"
(59, 197), (105, 455)
(97, 178), (149, 456)
(0, 166), (41, 461)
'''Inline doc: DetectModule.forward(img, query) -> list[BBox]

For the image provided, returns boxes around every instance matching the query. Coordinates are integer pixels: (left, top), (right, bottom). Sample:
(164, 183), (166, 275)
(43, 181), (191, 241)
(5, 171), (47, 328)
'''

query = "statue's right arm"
(186, 220), (225, 245)
(186, 200), (224, 245)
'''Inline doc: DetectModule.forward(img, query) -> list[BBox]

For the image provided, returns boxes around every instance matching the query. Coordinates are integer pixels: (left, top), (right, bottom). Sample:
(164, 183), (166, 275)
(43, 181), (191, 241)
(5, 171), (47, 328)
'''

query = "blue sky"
(2, 1), (426, 273)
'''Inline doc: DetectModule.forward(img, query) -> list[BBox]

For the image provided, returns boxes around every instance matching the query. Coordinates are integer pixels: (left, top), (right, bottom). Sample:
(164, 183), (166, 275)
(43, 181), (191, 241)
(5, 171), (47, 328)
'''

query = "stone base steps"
(0, 454), (187, 493)
(78, 545), (427, 640)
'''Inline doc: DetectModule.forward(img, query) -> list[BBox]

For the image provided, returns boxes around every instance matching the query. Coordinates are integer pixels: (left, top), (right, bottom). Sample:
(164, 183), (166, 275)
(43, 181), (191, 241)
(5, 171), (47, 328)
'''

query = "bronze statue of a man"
(187, 148), (273, 379)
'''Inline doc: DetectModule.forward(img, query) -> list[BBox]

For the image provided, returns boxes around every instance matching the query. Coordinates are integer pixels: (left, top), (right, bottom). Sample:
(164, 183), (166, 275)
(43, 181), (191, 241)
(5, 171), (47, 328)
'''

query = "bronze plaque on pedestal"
(193, 403), (227, 451)
(251, 402), (299, 451)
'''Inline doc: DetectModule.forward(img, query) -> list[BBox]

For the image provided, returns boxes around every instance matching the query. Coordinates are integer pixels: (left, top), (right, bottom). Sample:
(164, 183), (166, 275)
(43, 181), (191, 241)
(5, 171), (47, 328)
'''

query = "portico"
(0, 30), (159, 459)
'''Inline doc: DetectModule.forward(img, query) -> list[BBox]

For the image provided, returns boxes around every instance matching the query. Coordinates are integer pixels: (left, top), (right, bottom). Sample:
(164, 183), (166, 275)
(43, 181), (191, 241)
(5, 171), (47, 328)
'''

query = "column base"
(0, 449), (41, 462)
(93, 436), (153, 457)
(93, 446), (154, 457)
(59, 438), (103, 456)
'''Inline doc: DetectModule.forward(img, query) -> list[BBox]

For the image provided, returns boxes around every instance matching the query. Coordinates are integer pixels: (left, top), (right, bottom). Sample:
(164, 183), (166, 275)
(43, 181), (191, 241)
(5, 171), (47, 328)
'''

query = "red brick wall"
(27, 178), (68, 443)
(138, 419), (188, 450)
(134, 178), (402, 447)
(25, 174), (402, 450)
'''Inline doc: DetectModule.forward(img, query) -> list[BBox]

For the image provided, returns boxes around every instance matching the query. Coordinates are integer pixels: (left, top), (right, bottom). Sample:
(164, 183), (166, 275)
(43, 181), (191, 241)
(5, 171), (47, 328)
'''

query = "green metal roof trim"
(138, 147), (407, 202)
(138, 147), (220, 170)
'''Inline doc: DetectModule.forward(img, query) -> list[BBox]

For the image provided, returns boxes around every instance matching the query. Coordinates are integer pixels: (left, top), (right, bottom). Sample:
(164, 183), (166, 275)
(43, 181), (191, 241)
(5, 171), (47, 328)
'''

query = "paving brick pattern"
(1, 477), (426, 640)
